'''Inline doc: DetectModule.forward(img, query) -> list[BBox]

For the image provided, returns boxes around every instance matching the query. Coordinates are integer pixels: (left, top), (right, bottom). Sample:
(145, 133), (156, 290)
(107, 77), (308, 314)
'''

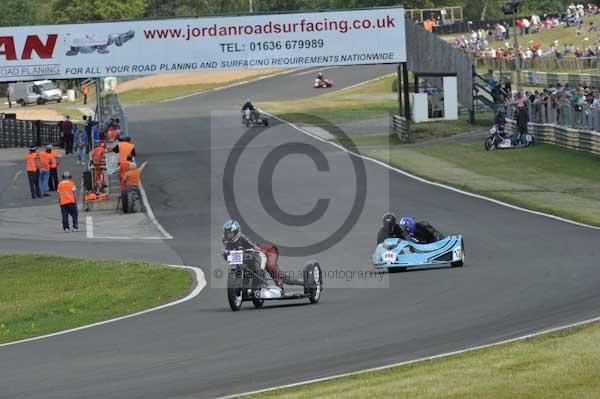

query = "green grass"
(244, 320), (600, 399)
(0, 255), (192, 344)
(365, 141), (600, 225)
(259, 74), (398, 126)
(117, 71), (277, 105)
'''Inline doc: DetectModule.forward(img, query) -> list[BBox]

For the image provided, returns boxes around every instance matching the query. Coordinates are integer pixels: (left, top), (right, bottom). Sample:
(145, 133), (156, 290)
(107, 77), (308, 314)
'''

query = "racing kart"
(242, 109), (269, 127)
(485, 124), (535, 151)
(373, 235), (464, 273)
(225, 249), (323, 311)
(314, 78), (334, 88)
(65, 31), (135, 56)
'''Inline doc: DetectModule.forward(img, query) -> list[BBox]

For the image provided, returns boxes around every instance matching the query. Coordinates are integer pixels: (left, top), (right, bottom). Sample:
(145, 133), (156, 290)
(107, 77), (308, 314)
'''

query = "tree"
(0, 0), (36, 27)
(50, 0), (147, 23)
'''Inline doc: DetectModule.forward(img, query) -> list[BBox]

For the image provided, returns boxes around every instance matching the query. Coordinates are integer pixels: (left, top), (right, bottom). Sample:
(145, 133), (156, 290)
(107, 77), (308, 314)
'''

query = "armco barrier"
(391, 115), (411, 143)
(0, 119), (61, 148)
(505, 118), (600, 156)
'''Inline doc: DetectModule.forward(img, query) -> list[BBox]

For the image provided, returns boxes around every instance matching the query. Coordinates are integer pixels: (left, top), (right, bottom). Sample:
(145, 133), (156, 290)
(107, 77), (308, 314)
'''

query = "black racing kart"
(242, 109), (269, 127)
(225, 249), (323, 311)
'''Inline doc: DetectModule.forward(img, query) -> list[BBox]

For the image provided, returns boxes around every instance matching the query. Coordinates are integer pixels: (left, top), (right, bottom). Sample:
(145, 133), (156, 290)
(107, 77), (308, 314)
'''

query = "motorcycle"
(314, 78), (334, 88)
(242, 109), (269, 127)
(225, 249), (323, 311)
(485, 124), (535, 151)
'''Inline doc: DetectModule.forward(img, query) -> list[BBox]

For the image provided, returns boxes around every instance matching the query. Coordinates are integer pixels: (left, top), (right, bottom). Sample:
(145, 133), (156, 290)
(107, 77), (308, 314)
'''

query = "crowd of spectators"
(454, 3), (600, 61)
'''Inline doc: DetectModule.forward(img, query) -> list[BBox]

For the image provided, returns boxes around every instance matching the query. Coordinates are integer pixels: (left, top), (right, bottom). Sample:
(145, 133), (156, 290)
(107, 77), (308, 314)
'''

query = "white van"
(9, 80), (63, 106)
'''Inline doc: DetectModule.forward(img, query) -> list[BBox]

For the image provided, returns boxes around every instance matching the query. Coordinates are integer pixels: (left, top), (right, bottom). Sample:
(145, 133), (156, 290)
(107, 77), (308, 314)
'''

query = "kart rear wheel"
(388, 267), (407, 273)
(227, 270), (244, 311)
(451, 242), (465, 268)
(263, 119), (269, 127)
(304, 261), (322, 304)
(252, 298), (264, 308)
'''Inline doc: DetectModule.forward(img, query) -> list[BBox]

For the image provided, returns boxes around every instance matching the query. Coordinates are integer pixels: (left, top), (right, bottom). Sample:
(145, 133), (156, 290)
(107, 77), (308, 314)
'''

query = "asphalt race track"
(3, 65), (600, 399)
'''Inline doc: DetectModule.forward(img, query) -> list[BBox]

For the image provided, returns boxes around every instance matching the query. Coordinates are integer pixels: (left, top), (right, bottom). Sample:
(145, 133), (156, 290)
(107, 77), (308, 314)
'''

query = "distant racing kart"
(65, 30), (135, 56)
(314, 78), (334, 88)
(373, 235), (464, 273)
(242, 109), (269, 127)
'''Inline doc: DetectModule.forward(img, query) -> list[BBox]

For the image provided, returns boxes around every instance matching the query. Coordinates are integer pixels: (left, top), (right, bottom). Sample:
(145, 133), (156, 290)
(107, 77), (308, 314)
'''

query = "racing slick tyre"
(303, 261), (323, 304)
(252, 298), (264, 308)
(244, 119), (251, 127)
(485, 137), (496, 151)
(388, 267), (407, 273)
(263, 119), (269, 127)
(451, 242), (465, 268)
(227, 269), (244, 311)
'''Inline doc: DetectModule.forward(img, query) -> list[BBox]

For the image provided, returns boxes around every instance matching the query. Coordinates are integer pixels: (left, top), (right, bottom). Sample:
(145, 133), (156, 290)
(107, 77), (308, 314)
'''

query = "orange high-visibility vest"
(118, 142), (134, 164)
(38, 151), (52, 170)
(119, 161), (132, 191)
(57, 180), (76, 205)
(24, 153), (37, 172)
(92, 146), (105, 165)
(124, 168), (141, 187)
(49, 150), (59, 169)
(82, 85), (89, 95)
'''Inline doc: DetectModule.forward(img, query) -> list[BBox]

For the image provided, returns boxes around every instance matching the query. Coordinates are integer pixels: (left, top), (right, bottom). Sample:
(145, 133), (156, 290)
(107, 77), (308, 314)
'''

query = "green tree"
(50, 0), (147, 23)
(0, 0), (36, 27)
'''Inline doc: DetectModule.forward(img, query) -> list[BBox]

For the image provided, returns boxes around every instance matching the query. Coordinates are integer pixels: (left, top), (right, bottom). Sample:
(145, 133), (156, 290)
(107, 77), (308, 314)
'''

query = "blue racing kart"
(373, 235), (464, 272)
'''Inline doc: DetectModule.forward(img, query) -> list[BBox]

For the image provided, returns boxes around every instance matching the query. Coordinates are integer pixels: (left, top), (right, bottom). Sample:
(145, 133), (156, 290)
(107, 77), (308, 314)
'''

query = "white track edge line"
(0, 265), (205, 349)
(139, 182), (174, 239)
(212, 313), (600, 399)
(160, 68), (306, 103)
(85, 216), (94, 238)
(263, 111), (600, 231)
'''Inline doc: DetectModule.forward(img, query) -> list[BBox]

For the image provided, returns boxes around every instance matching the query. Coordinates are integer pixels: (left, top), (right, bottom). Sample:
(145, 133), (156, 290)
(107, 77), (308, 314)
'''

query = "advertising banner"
(0, 7), (406, 82)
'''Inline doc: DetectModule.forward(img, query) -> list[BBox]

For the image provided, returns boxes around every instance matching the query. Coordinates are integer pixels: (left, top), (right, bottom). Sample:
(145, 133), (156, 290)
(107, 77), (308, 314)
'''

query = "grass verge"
(243, 320), (600, 399)
(118, 71), (278, 105)
(0, 255), (191, 344)
(365, 141), (600, 225)
(259, 74), (398, 126)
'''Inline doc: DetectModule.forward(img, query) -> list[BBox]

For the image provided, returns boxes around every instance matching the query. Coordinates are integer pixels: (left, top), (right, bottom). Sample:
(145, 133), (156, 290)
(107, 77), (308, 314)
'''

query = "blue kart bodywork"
(372, 235), (464, 271)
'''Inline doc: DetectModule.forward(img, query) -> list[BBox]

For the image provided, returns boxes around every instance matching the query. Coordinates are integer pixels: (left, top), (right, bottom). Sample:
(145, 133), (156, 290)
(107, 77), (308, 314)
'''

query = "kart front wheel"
(485, 137), (496, 151)
(227, 270), (244, 311)
(252, 298), (264, 308)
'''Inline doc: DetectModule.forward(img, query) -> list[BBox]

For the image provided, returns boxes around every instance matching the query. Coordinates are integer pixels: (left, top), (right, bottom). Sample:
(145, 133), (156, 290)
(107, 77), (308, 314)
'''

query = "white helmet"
(223, 220), (241, 243)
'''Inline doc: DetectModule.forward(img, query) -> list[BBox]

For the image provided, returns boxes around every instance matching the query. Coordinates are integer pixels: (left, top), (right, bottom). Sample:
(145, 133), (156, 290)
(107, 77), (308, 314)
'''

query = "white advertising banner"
(0, 8), (406, 82)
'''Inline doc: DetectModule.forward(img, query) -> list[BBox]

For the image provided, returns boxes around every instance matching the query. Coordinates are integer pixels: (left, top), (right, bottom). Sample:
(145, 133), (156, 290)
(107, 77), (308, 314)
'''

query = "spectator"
(62, 115), (74, 154)
(6, 84), (13, 108)
(83, 115), (93, 153)
(92, 121), (101, 145)
(81, 83), (89, 105)
(74, 124), (88, 165)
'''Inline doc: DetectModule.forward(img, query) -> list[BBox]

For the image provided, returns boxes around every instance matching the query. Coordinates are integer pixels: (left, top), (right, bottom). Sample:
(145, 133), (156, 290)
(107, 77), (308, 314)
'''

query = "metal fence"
(475, 57), (600, 72)
(505, 102), (600, 132)
(100, 92), (129, 137)
(0, 119), (61, 149)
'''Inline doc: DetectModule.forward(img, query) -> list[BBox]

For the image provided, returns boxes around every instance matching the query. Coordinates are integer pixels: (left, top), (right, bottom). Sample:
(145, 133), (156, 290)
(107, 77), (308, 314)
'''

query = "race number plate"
(382, 251), (397, 263)
(453, 246), (462, 261)
(228, 250), (244, 265)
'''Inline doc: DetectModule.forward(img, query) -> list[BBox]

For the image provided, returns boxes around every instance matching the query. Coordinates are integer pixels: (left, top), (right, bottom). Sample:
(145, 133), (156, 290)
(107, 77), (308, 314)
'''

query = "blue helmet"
(399, 216), (416, 234)
(223, 220), (241, 243)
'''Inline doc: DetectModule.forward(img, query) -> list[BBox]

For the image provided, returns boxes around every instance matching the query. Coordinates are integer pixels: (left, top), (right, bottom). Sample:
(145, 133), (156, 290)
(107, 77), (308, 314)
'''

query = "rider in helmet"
(376, 212), (403, 244)
(222, 220), (283, 289)
(494, 108), (507, 137)
(316, 72), (324, 81)
(398, 216), (444, 244)
(241, 100), (259, 122)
